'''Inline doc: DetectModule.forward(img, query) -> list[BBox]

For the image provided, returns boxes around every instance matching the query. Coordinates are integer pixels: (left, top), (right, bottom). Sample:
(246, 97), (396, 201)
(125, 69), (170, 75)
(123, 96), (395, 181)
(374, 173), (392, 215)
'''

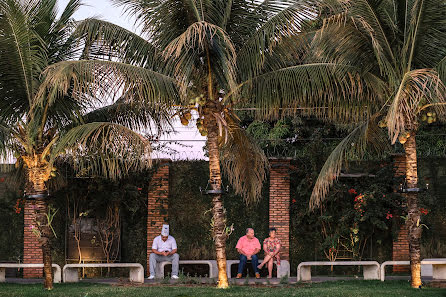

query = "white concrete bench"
(63, 263), (144, 283)
(0, 263), (61, 283)
(297, 261), (380, 281)
(226, 259), (290, 278)
(380, 259), (446, 281)
(156, 260), (217, 278)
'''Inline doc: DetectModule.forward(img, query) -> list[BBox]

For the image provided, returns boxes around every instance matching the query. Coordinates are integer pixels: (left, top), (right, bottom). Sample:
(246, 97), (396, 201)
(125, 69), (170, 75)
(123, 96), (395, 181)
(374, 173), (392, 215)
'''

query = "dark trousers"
(237, 254), (259, 274)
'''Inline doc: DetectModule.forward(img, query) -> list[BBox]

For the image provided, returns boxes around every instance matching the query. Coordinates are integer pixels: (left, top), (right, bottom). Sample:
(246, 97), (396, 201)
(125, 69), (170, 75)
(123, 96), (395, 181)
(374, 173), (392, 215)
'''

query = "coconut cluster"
(420, 112), (437, 124)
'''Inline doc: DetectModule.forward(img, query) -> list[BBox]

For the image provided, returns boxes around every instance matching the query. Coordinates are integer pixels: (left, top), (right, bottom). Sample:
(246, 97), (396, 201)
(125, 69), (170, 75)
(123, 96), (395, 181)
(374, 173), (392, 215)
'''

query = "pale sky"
(58, 0), (207, 160)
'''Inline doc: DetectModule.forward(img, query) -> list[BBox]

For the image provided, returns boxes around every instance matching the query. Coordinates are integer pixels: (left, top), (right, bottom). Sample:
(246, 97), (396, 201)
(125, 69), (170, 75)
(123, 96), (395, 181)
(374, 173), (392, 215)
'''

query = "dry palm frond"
(220, 112), (269, 204)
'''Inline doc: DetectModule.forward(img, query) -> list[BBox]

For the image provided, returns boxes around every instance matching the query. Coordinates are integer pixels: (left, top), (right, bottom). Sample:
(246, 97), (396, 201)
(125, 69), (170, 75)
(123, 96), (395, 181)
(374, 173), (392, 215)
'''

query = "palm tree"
(305, 0), (446, 288)
(0, 0), (169, 289)
(38, 0), (382, 288)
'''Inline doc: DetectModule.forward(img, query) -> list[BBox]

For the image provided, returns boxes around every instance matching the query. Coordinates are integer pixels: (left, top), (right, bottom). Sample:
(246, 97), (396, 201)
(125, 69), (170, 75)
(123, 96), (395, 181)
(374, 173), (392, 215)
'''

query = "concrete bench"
(63, 263), (144, 283)
(0, 263), (61, 283)
(226, 259), (290, 278)
(380, 259), (446, 281)
(297, 261), (380, 281)
(156, 260), (217, 278)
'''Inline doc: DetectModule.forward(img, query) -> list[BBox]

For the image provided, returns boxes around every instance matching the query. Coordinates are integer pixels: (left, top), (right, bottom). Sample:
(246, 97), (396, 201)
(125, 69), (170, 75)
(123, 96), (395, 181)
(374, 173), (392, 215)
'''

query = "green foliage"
(45, 167), (154, 269)
(0, 183), (23, 262)
(168, 161), (269, 260)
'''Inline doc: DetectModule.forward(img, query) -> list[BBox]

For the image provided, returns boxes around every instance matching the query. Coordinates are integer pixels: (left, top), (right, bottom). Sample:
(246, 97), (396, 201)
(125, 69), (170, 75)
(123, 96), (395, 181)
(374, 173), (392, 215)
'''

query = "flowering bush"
(292, 163), (406, 262)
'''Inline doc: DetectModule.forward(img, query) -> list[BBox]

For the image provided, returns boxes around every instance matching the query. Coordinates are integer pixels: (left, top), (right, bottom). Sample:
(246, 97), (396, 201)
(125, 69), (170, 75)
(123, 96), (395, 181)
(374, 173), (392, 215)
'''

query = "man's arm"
(168, 249), (177, 255)
(237, 248), (247, 256)
(252, 248), (260, 255)
(152, 249), (167, 256)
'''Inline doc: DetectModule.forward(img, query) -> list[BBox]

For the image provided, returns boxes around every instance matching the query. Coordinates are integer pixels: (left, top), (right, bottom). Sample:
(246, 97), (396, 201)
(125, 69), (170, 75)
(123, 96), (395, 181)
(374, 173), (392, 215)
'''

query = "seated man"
(148, 224), (179, 279)
(236, 228), (261, 279)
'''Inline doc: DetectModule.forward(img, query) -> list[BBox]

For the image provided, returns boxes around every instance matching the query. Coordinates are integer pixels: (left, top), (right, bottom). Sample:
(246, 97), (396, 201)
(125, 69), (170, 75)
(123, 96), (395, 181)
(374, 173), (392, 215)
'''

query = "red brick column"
(392, 154), (409, 272)
(23, 200), (43, 277)
(147, 160), (170, 273)
(269, 159), (291, 260)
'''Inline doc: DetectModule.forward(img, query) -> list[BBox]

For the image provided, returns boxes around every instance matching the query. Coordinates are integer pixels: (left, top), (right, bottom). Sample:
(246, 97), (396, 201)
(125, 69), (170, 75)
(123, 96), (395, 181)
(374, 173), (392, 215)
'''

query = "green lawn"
(0, 281), (445, 297)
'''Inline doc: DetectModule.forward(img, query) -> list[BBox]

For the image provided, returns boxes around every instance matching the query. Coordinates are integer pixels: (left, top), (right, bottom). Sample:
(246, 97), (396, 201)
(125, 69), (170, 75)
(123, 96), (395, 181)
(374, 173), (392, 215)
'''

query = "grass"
(0, 281), (445, 297)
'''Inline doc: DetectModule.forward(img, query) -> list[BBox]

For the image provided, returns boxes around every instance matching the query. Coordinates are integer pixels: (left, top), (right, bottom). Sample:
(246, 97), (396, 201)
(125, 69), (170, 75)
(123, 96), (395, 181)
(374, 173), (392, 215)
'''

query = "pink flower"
(292, 199), (297, 203)
(386, 212), (393, 219)
(29, 225), (35, 230)
(137, 187), (143, 191)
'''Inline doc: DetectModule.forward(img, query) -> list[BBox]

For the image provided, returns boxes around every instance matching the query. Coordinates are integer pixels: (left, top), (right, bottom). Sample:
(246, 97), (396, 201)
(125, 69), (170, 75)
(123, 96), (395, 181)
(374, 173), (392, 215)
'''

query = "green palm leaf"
(53, 122), (152, 180)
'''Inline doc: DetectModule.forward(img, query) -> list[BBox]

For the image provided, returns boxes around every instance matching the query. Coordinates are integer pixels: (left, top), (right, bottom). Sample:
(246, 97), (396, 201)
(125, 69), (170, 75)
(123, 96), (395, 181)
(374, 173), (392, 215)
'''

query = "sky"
(58, 0), (207, 160)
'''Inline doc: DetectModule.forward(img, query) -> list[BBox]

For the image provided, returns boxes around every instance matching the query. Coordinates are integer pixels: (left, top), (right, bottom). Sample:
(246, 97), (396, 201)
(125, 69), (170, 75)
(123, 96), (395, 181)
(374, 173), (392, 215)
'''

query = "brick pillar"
(269, 159), (291, 260)
(392, 154), (410, 272)
(147, 160), (170, 274)
(23, 200), (43, 277)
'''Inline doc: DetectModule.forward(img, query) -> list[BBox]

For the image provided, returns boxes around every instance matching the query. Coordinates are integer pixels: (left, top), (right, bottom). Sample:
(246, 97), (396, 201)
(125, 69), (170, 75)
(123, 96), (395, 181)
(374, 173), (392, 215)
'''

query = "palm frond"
(239, 62), (386, 123)
(237, 0), (321, 80)
(52, 122), (152, 180)
(38, 60), (180, 110)
(345, 0), (397, 78)
(403, 0), (446, 69)
(111, 0), (196, 49)
(75, 18), (164, 69)
(310, 117), (388, 209)
(163, 21), (237, 97)
(82, 97), (173, 134)
(0, 0), (45, 112)
(386, 68), (446, 143)
(220, 112), (269, 204)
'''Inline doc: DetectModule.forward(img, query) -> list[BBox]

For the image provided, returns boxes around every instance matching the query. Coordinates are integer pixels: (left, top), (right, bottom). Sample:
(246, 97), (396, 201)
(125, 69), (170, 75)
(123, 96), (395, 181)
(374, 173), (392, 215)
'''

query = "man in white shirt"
(148, 225), (180, 279)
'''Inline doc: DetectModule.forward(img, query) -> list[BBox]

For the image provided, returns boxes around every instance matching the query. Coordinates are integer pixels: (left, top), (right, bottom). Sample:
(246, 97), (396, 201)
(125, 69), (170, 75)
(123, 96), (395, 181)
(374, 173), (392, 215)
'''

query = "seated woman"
(257, 227), (281, 278)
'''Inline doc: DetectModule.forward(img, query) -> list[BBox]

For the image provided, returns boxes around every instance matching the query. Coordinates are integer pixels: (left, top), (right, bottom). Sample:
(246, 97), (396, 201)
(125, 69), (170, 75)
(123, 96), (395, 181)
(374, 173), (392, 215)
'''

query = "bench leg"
(433, 264), (446, 280)
(300, 266), (311, 281)
(0, 268), (5, 282)
(53, 268), (61, 283)
(363, 265), (379, 280)
(277, 261), (290, 278)
(156, 262), (165, 279)
(130, 267), (144, 283)
(64, 269), (79, 283)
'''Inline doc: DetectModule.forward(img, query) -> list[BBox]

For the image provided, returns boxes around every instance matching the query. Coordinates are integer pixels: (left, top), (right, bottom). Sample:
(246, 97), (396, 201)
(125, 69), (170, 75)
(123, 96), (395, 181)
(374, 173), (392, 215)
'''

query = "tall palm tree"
(38, 0), (382, 288)
(305, 0), (446, 288)
(0, 0), (169, 289)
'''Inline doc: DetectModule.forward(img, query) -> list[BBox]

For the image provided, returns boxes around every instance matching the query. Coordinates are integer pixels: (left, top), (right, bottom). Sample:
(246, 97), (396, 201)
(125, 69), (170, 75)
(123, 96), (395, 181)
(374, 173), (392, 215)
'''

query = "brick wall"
(269, 159), (291, 260)
(147, 160), (170, 274)
(392, 154), (410, 272)
(23, 200), (43, 278)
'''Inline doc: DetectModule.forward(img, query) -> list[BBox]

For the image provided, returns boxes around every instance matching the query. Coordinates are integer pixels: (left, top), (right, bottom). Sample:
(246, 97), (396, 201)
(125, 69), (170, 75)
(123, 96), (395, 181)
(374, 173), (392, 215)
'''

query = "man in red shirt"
(235, 228), (261, 279)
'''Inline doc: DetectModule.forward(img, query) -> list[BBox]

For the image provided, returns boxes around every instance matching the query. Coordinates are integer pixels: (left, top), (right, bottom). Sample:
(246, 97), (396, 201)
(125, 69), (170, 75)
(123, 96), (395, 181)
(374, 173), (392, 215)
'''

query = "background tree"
(303, 0), (446, 288)
(0, 0), (168, 289)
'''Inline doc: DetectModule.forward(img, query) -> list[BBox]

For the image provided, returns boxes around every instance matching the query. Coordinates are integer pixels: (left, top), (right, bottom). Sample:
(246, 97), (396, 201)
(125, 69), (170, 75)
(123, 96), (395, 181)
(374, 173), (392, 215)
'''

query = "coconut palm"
(0, 0), (169, 289)
(38, 0), (384, 288)
(305, 0), (446, 288)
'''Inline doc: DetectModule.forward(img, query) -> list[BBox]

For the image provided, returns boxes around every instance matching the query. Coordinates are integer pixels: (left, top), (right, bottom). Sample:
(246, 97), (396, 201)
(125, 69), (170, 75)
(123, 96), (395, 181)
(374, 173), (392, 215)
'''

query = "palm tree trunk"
(403, 132), (422, 288)
(206, 107), (230, 289)
(25, 158), (53, 290)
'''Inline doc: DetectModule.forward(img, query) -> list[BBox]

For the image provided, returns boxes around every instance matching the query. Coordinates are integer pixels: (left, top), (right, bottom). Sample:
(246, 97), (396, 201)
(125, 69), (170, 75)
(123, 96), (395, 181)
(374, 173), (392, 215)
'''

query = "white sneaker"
(171, 275), (179, 279)
(147, 275), (155, 280)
